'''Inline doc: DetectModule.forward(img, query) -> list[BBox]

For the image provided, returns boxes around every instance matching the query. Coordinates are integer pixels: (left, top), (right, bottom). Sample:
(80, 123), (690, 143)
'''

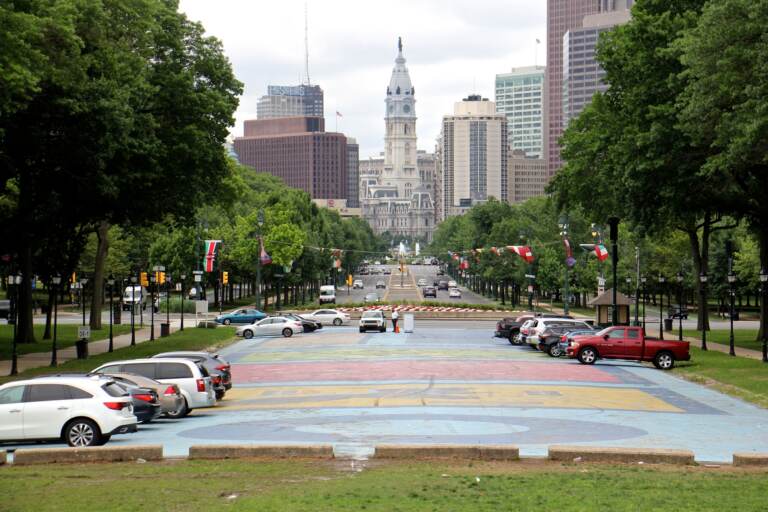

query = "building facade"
(233, 116), (348, 201)
(439, 96), (508, 220)
(257, 84), (324, 119)
(346, 138), (360, 208)
(360, 39), (435, 242)
(507, 150), (548, 204)
(495, 66), (545, 158)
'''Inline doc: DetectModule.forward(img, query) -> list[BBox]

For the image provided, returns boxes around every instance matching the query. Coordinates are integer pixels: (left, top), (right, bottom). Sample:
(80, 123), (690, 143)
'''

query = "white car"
(417, 278), (427, 287)
(359, 310), (386, 333)
(0, 376), (137, 447)
(303, 309), (351, 326)
(448, 280), (458, 288)
(353, 279), (364, 289)
(449, 287), (462, 299)
(236, 316), (304, 339)
(91, 358), (216, 418)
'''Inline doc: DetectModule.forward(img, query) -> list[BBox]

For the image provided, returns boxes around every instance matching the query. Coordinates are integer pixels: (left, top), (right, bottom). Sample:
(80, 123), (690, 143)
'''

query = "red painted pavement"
(232, 360), (620, 384)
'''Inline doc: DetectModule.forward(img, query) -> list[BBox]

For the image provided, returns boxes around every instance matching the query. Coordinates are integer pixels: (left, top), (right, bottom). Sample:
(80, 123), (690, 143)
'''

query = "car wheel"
(578, 347), (598, 365)
(654, 351), (675, 370)
(215, 390), (225, 400)
(243, 330), (253, 339)
(165, 397), (189, 419)
(548, 344), (563, 357)
(223, 319), (231, 325)
(282, 328), (293, 338)
(380, 326), (386, 333)
(64, 418), (102, 447)
(359, 328), (365, 333)
(333, 318), (342, 326)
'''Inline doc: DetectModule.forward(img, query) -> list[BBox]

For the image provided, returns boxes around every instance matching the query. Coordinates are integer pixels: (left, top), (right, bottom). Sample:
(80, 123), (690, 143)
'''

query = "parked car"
(100, 373), (184, 416)
(566, 326), (690, 369)
(555, 328), (600, 358)
(376, 280), (387, 289)
(495, 315), (535, 343)
(353, 279), (364, 289)
(302, 309), (350, 326)
(364, 293), (380, 304)
(437, 280), (449, 290)
(236, 316), (303, 339)
(447, 280), (458, 288)
(668, 304), (689, 320)
(0, 376), (137, 447)
(423, 286), (437, 298)
(515, 319), (537, 346)
(152, 351), (232, 399)
(91, 358), (216, 418)
(359, 310), (386, 333)
(536, 325), (596, 357)
(215, 308), (266, 325)
(277, 312), (322, 332)
(525, 318), (592, 348)
(449, 288), (462, 299)
(113, 380), (162, 424)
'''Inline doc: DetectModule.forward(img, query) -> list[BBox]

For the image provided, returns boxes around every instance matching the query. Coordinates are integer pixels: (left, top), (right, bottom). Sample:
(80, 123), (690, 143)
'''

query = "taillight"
(163, 385), (177, 396)
(561, 335), (567, 342)
(215, 364), (230, 371)
(134, 393), (154, 402)
(212, 376), (222, 385)
(196, 379), (206, 392)
(104, 401), (128, 410)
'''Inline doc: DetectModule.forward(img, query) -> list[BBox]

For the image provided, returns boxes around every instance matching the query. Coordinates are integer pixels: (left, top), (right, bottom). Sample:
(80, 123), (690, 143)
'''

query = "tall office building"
(346, 138), (360, 208)
(439, 95), (508, 220)
(256, 84), (324, 119)
(508, 150), (548, 204)
(495, 66), (545, 158)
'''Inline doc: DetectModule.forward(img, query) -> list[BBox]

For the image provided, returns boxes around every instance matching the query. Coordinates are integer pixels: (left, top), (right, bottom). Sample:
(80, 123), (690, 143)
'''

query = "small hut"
(588, 289), (632, 326)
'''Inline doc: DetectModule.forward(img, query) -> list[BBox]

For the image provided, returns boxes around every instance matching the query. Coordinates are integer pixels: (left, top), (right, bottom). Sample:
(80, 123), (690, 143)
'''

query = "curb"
(188, 444), (334, 460)
(733, 453), (768, 467)
(12, 445), (163, 465)
(374, 444), (519, 461)
(548, 446), (695, 465)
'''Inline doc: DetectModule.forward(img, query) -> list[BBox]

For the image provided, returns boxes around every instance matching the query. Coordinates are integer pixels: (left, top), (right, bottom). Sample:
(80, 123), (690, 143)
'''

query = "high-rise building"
(508, 150), (548, 204)
(361, 39), (434, 242)
(256, 84), (324, 119)
(233, 116), (348, 201)
(495, 66), (545, 158)
(439, 95), (508, 220)
(346, 138), (360, 208)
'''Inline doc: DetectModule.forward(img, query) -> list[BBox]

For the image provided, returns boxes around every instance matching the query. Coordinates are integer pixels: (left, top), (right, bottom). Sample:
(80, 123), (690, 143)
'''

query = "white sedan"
(236, 317), (303, 339)
(448, 280), (458, 288)
(449, 287), (462, 299)
(303, 309), (351, 326)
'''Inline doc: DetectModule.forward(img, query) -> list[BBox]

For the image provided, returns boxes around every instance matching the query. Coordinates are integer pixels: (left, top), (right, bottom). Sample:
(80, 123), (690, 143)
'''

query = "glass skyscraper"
(495, 66), (545, 158)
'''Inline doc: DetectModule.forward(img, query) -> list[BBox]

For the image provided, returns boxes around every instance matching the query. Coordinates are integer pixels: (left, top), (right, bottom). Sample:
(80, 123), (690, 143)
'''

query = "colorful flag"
(506, 245), (534, 264)
(460, 258), (469, 270)
(259, 237), (272, 265)
(563, 239), (576, 267)
(333, 258), (342, 269)
(204, 240), (221, 272)
(594, 244), (609, 262)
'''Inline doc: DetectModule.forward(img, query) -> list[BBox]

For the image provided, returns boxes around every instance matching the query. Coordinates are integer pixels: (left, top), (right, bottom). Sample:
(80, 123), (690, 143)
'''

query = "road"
(5, 322), (767, 462)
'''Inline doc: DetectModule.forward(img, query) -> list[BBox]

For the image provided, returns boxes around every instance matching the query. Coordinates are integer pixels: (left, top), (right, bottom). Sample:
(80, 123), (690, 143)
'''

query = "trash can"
(75, 339), (89, 359)
(160, 323), (170, 338)
(113, 304), (122, 325)
(403, 314), (415, 333)
(663, 318), (673, 332)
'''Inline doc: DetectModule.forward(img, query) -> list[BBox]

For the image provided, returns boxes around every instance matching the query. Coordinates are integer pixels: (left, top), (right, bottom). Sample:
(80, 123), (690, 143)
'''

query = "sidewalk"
(643, 323), (764, 360)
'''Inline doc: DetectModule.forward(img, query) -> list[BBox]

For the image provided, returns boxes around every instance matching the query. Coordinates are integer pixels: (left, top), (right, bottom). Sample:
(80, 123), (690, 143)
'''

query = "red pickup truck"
(565, 326), (690, 370)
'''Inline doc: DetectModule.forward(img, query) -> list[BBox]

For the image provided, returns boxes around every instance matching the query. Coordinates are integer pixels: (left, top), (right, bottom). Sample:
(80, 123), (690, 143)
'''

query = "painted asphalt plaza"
(12, 322), (768, 462)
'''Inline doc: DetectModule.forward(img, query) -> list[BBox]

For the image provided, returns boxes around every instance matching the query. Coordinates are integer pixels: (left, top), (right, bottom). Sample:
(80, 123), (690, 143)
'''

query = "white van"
(319, 285), (336, 304)
(122, 285), (147, 311)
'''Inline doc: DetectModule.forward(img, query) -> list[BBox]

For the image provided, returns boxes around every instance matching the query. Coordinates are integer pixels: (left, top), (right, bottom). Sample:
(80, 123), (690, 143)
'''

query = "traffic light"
(140, 272), (148, 287)
(222, 271), (229, 285)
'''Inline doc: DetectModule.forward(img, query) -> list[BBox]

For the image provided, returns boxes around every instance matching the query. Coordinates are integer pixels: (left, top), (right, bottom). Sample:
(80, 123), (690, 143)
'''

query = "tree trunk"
(16, 244), (35, 343)
(90, 222), (109, 330)
(758, 226), (768, 342)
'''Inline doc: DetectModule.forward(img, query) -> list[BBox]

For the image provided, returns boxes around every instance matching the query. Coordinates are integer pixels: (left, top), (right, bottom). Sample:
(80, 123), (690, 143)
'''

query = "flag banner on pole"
(490, 247), (500, 256)
(506, 245), (534, 263)
(594, 244), (609, 262)
(204, 240), (221, 272)
(333, 258), (342, 269)
(460, 258), (469, 270)
(563, 239), (576, 267)
(452, 252), (460, 261)
(259, 237), (272, 265)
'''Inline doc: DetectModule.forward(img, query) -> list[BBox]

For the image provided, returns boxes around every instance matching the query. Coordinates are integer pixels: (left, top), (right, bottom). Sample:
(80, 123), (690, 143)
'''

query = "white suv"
(359, 310), (386, 333)
(0, 376), (137, 447)
(525, 318), (591, 347)
(92, 358), (215, 418)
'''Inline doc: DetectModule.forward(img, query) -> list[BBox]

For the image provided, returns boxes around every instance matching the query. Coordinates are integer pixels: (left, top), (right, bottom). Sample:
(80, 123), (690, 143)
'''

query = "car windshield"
(362, 311), (381, 318)
(320, 290), (333, 296)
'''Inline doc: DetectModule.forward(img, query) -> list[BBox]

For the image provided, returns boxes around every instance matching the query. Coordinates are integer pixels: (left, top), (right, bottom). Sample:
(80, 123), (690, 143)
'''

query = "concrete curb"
(374, 444), (519, 461)
(548, 446), (695, 465)
(12, 445), (163, 465)
(188, 444), (334, 460)
(733, 453), (768, 466)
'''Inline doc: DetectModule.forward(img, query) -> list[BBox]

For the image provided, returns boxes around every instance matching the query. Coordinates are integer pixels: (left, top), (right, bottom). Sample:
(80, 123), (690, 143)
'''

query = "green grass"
(1, 459), (767, 511)
(683, 329), (762, 351)
(0, 326), (236, 385)
(674, 347), (768, 408)
(0, 324), (132, 359)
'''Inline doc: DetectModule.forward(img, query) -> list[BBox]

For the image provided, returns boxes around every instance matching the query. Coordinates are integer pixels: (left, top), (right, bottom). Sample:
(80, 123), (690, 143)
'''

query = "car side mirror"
(603, 334), (610, 340)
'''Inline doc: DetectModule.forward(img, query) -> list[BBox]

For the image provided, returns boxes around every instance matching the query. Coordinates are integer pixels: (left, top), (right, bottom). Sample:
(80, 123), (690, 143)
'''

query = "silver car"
(236, 316), (304, 339)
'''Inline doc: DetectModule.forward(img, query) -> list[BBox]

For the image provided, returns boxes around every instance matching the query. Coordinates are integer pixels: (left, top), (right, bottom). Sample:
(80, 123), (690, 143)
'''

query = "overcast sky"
(178, 0), (546, 159)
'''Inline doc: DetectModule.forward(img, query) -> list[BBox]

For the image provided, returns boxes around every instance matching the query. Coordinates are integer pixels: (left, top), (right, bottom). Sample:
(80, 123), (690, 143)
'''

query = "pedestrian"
(392, 309), (399, 333)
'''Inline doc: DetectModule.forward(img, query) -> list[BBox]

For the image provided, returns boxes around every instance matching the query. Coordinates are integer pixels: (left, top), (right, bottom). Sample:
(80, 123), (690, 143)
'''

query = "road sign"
(152, 265), (166, 272)
(78, 326), (91, 340)
(525, 274), (536, 279)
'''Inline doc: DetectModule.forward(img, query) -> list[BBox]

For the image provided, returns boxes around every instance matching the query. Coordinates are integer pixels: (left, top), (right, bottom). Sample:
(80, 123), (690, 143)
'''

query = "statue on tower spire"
(398, 36), (402, 53)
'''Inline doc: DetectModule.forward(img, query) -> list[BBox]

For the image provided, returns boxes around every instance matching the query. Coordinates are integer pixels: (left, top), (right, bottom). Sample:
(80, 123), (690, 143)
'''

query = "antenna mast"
(304, 2), (310, 85)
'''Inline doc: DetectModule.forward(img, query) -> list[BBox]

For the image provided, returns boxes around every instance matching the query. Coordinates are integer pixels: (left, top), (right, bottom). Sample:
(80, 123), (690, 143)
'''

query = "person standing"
(392, 309), (399, 333)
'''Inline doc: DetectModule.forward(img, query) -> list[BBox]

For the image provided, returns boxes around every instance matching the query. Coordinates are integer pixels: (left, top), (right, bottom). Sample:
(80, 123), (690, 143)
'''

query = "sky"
(178, 0), (546, 159)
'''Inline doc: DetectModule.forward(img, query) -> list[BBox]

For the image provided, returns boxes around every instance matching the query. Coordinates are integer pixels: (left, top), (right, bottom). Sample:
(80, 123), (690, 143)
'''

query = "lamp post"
(79, 277), (88, 328)
(625, 277), (632, 326)
(50, 275), (61, 366)
(558, 214), (570, 316)
(9, 273), (21, 375)
(607, 217), (620, 325)
(676, 271), (684, 341)
(130, 275), (137, 346)
(760, 268), (767, 363)
(107, 275), (115, 353)
(641, 276), (647, 330)
(256, 209), (264, 310)
(728, 271), (736, 356)
(149, 272), (156, 341)
(699, 273), (708, 351)
(658, 275), (666, 340)
(180, 274), (186, 331)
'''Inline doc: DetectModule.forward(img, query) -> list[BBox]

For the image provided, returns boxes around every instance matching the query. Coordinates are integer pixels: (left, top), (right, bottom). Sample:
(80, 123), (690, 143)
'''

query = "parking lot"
(6, 320), (768, 462)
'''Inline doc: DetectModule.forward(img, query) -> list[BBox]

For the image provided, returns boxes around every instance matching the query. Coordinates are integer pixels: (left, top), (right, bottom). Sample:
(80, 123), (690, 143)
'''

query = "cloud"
(179, 0), (546, 158)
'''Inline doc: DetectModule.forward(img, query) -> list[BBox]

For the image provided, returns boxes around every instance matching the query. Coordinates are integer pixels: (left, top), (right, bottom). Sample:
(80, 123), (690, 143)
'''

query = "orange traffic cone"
(394, 323), (400, 334)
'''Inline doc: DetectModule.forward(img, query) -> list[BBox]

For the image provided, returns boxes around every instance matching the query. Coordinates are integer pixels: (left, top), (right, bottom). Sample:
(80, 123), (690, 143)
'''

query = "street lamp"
(625, 276), (632, 296)
(9, 273), (22, 376)
(79, 277), (88, 328)
(256, 209), (265, 310)
(149, 272), (156, 341)
(760, 268), (768, 363)
(641, 276), (647, 330)
(558, 214), (570, 316)
(676, 271), (684, 341)
(107, 275), (115, 353)
(180, 273), (187, 331)
(727, 271), (737, 356)
(658, 275), (666, 340)
(130, 275), (137, 347)
(699, 273), (708, 351)
(50, 275), (62, 366)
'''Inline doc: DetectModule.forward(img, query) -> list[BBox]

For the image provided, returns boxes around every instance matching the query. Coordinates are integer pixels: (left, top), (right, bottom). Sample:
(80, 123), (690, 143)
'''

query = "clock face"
(403, 104), (411, 113)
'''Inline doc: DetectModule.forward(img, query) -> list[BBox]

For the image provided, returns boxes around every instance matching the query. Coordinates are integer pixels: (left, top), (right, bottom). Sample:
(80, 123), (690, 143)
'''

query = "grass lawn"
(1, 459), (767, 511)
(674, 347), (768, 408)
(0, 324), (132, 359)
(0, 326), (236, 385)
(683, 329), (761, 352)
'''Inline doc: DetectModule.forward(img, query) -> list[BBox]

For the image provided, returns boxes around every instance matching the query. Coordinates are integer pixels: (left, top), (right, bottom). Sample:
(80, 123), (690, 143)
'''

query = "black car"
(437, 280), (449, 290)
(495, 316), (530, 343)
(536, 325), (594, 357)
(383, 268), (392, 275)
(279, 312), (322, 332)
(152, 351), (231, 399)
(423, 286), (437, 298)
(114, 381), (161, 423)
